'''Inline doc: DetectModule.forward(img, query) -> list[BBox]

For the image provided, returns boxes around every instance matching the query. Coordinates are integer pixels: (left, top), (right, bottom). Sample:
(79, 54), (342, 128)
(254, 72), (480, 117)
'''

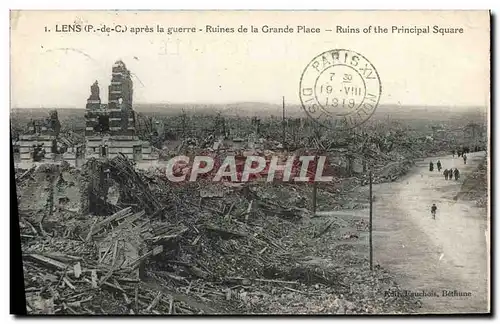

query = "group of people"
(451, 145), (484, 158)
(429, 160), (462, 180)
(428, 151), (471, 219)
(428, 160), (441, 172)
(443, 167), (460, 181)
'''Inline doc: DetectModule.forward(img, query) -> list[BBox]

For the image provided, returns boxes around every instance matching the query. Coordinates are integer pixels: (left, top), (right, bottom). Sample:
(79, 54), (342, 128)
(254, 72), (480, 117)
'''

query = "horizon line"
(10, 103), (488, 110)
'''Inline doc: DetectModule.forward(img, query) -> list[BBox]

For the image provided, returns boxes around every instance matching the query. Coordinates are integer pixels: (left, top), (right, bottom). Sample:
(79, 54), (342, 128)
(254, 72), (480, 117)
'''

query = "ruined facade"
(85, 61), (136, 137)
(108, 60), (135, 136)
(17, 110), (62, 161)
(85, 81), (106, 136)
(15, 61), (154, 164)
(84, 60), (152, 161)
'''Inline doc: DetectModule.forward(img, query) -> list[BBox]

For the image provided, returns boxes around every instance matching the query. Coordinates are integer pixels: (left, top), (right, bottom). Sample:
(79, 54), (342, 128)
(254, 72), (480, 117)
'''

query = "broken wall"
(16, 163), (86, 232)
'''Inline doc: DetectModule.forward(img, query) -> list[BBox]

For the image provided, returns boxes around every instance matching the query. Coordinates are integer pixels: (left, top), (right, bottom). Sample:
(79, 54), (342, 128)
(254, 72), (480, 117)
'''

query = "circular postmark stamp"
(299, 49), (382, 130)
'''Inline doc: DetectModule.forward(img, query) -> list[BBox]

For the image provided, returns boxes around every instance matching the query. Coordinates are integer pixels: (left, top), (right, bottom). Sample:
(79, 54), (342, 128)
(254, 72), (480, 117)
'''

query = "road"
(318, 151), (489, 313)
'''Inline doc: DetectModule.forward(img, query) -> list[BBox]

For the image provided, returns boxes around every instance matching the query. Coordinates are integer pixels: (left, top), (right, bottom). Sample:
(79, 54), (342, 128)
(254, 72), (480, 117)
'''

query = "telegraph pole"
(312, 181), (318, 214)
(369, 171), (373, 271)
(181, 108), (187, 140)
(282, 96), (286, 149)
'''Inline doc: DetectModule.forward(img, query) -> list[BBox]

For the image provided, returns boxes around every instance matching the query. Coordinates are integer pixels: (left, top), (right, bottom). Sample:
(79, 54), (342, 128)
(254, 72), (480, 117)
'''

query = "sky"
(10, 10), (490, 109)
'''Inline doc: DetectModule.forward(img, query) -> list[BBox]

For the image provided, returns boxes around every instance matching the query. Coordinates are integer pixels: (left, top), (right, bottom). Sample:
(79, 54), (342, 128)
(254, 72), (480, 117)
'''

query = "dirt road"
(371, 152), (489, 313)
(316, 151), (489, 313)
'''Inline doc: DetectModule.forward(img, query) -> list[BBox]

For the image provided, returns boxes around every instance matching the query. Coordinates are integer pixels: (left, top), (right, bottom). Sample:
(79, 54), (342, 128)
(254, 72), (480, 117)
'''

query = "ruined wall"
(27, 110), (61, 136)
(108, 60), (135, 136)
(18, 135), (57, 161)
(85, 61), (137, 138)
(85, 81), (103, 136)
(16, 163), (86, 232)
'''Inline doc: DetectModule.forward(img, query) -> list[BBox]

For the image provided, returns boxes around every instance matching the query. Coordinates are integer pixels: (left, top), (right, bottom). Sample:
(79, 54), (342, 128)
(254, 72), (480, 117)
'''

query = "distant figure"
(437, 160), (442, 172)
(457, 151), (462, 157)
(444, 169), (449, 180)
(429, 161), (434, 172)
(452, 150), (455, 158)
(463, 154), (467, 165)
(454, 168), (460, 181)
(431, 203), (437, 220)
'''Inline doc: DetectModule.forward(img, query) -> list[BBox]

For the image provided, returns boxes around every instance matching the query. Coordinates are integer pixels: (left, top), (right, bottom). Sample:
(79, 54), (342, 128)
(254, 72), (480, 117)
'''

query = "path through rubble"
(318, 151), (489, 313)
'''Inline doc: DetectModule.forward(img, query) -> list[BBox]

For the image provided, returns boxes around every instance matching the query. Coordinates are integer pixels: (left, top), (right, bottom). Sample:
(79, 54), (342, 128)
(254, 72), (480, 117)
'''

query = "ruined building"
(85, 60), (153, 161)
(109, 60), (135, 136)
(85, 81), (107, 135)
(17, 110), (62, 161)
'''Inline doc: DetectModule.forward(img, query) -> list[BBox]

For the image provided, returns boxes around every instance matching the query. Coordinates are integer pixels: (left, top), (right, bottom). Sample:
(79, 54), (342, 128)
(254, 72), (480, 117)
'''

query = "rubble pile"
(456, 155), (488, 208)
(16, 156), (422, 314)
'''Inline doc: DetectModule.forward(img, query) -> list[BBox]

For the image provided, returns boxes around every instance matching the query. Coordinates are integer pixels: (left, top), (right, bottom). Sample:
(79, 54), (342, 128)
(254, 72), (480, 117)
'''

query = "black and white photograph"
(9, 10), (490, 315)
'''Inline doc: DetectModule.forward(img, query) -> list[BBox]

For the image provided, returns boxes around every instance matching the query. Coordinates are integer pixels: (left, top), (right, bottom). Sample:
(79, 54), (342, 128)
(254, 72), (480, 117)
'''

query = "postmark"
(299, 49), (382, 130)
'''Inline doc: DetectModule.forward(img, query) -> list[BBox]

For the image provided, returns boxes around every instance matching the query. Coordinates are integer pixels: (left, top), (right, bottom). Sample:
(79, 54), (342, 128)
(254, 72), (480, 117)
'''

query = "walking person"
(431, 203), (437, 220)
(463, 154), (467, 165)
(452, 150), (455, 158)
(444, 169), (449, 180)
(429, 161), (434, 172)
(454, 168), (460, 181)
(437, 160), (442, 172)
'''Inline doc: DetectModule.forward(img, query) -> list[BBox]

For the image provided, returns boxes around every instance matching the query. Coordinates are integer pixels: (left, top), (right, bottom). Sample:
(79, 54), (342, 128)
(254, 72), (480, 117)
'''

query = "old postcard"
(10, 10), (490, 315)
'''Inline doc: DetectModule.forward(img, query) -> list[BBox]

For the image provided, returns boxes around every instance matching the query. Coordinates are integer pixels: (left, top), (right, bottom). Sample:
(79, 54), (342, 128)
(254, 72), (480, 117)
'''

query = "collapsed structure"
(16, 110), (70, 162)
(15, 60), (155, 165)
(16, 152), (424, 314)
(84, 60), (153, 161)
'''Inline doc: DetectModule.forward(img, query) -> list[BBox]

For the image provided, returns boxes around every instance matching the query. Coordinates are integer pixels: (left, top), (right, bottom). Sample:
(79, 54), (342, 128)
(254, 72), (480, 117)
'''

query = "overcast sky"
(11, 10), (489, 109)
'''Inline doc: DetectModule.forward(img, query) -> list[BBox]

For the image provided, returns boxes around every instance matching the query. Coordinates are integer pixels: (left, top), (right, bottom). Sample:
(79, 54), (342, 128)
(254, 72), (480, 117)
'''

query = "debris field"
(16, 153), (422, 314)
